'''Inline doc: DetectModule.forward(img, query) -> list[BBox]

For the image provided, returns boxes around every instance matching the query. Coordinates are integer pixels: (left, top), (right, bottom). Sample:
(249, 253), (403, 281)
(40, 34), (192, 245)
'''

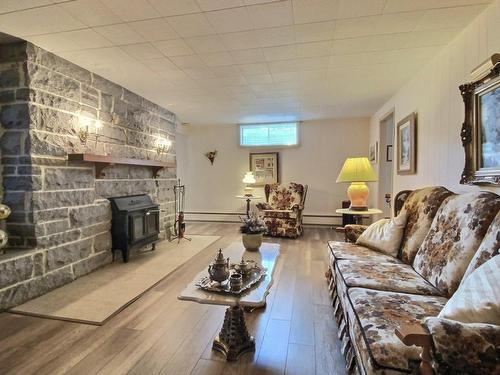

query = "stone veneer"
(0, 41), (177, 309)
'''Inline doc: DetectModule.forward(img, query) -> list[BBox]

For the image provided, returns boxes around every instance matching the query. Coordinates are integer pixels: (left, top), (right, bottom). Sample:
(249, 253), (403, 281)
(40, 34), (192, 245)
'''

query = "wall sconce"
(78, 116), (103, 145)
(156, 137), (172, 155)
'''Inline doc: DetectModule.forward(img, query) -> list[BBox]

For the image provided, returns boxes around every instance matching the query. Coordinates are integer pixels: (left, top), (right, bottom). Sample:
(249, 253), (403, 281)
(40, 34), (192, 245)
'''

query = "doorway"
(378, 112), (395, 218)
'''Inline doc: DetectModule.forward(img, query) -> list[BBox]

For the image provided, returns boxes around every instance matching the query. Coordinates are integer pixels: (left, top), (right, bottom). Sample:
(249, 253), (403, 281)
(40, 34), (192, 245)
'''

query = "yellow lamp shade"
(242, 172), (256, 184)
(336, 157), (378, 183)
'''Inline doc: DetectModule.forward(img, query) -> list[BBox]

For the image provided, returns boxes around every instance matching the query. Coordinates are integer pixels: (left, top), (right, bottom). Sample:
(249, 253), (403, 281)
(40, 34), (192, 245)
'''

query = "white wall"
(177, 118), (370, 225)
(369, 0), (500, 205)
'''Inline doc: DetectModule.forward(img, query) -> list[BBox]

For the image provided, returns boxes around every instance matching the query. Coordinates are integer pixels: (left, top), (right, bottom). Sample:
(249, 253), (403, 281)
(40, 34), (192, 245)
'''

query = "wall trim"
(183, 211), (368, 226)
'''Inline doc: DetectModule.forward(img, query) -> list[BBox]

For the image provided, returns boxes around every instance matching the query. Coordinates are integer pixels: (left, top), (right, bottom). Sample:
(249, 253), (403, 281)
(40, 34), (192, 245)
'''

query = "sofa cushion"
(439, 256), (500, 325)
(413, 191), (500, 297)
(328, 241), (401, 264)
(462, 210), (500, 281)
(424, 317), (500, 375)
(336, 260), (442, 296)
(346, 288), (447, 373)
(356, 213), (407, 257)
(399, 186), (454, 264)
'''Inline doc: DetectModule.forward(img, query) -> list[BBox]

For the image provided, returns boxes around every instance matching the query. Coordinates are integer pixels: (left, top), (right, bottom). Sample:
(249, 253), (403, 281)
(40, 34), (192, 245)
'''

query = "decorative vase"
(242, 233), (263, 251)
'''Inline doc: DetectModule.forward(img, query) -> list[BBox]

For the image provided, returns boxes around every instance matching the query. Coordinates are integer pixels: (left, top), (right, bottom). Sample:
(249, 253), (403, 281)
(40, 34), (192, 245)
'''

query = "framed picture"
(249, 152), (279, 186)
(386, 145), (393, 162)
(397, 113), (417, 175)
(460, 55), (500, 185)
(369, 142), (378, 163)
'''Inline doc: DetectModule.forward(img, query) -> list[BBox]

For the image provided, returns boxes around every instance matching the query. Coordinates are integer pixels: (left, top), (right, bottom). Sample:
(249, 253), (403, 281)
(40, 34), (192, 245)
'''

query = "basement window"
(239, 122), (299, 147)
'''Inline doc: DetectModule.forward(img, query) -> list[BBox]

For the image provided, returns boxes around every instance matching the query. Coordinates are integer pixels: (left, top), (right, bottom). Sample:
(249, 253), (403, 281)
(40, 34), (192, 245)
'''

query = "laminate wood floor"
(0, 222), (346, 375)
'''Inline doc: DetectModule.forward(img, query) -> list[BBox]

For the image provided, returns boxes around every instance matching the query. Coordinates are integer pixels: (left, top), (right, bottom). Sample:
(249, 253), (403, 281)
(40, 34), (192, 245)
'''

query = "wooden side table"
(335, 208), (383, 225)
(236, 195), (262, 217)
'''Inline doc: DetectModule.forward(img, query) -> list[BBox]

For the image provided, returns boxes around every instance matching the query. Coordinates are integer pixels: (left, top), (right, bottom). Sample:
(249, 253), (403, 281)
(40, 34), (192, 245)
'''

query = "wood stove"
(108, 194), (160, 262)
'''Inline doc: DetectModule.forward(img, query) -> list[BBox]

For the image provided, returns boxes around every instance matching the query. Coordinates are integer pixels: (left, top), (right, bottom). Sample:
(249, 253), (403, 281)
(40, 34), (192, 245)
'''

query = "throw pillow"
(355, 213), (407, 257)
(438, 256), (500, 325)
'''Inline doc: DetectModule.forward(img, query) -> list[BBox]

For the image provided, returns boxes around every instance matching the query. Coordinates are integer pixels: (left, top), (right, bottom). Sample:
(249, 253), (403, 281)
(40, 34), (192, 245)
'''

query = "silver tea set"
(207, 249), (253, 291)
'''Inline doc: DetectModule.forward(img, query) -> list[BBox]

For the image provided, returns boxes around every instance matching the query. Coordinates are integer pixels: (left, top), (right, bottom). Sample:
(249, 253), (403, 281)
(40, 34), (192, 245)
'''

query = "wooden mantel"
(68, 153), (176, 178)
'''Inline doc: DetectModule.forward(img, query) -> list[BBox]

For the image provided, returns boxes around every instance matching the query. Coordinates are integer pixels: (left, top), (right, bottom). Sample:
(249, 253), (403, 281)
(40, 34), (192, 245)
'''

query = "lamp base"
(347, 182), (369, 211)
(244, 186), (254, 197)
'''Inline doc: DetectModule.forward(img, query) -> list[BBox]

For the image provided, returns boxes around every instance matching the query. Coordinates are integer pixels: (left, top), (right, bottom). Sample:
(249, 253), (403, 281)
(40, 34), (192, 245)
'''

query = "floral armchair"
(256, 182), (308, 238)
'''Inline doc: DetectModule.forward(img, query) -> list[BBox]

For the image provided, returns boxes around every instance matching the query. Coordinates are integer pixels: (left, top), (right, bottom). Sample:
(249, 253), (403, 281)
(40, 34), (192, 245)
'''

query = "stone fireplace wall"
(0, 41), (177, 309)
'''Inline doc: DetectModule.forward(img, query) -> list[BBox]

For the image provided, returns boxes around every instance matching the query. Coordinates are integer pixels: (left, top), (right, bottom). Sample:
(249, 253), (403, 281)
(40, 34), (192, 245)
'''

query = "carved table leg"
(213, 305), (255, 361)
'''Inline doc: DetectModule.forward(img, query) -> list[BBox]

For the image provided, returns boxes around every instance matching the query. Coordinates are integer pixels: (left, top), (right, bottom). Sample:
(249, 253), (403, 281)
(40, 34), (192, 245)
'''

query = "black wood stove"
(108, 194), (160, 262)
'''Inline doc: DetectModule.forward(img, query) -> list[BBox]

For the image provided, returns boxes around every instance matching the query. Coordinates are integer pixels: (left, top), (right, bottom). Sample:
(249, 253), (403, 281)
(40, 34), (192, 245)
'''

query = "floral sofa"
(256, 182), (308, 238)
(325, 186), (500, 375)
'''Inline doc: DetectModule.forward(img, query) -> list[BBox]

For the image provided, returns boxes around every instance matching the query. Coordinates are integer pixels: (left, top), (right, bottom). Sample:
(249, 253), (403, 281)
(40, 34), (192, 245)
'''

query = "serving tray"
(196, 262), (266, 295)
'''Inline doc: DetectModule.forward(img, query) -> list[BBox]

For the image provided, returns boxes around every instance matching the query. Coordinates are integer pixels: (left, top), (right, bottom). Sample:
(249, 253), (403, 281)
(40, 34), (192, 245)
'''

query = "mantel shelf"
(68, 153), (176, 178)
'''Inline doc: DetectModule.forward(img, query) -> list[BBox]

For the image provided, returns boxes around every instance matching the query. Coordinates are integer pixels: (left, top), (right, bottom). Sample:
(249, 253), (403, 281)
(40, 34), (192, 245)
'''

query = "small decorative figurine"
(204, 150), (217, 165)
(208, 249), (230, 283)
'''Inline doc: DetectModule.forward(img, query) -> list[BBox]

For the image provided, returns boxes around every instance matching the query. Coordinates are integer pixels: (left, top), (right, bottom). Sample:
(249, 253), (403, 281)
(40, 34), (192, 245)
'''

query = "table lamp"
(336, 157), (378, 211)
(242, 172), (256, 196)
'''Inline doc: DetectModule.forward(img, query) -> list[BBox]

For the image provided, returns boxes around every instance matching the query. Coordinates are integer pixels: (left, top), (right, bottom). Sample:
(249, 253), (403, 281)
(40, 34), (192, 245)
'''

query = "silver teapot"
(208, 249), (230, 283)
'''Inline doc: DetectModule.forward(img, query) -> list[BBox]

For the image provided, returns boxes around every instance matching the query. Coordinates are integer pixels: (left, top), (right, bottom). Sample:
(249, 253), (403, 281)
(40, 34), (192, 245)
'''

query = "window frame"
(238, 121), (301, 149)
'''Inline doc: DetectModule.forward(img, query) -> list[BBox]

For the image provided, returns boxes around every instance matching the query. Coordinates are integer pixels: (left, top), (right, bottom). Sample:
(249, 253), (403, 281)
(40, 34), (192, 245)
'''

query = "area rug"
(9, 235), (220, 325)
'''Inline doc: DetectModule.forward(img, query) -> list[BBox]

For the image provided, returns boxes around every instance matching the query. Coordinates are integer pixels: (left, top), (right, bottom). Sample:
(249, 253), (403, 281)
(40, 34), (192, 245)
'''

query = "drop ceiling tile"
(183, 67), (217, 79)
(294, 21), (335, 43)
(244, 74), (274, 84)
(94, 23), (145, 45)
(369, 33), (410, 51)
(415, 5), (486, 30)
(148, 0), (201, 16)
(248, 1), (293, 28)
(230, 48), (266, 64)
(220, 31), (261, 50)
(337, 0), (385, 18)
(100, 0), (157, 22)
(129, 18), (179, 41)
(383, 0), (490, 13)
(263, 45), (297, 61)
(199, 51), (235, 66)
(121, 43), (164, 60)
(60, 0), (122, 27)
(238, 62), (270, 75)
(405, 28), (461, 47)
(196, 0), (244, 11)
(0, 5), (85, 36)
(170, 54), (207, 68)
(29, 28), (113, 52)
(141, 57), (180, 72)
(167, 13), (216, 37)
(331, 36), (371, 54)
(296, 40), (332, 58)
(154, 39), (194, 56)
(292, 0), (340, 24)
(61, 28), (114, 49)
(205, 7), (253, 33)
(28, 33), (80, 53)
(334, 16), (380, 39)
(210, 65), (243, 78)
(185, 35), (227, 54)
(375, 12), (424, 34)
(254, 26), (295, 47)
(0, 0), (52, 14)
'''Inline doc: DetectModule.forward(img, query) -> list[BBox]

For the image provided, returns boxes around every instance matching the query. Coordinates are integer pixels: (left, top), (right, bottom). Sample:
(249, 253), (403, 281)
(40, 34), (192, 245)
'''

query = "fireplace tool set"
(172, 179), (191, 243)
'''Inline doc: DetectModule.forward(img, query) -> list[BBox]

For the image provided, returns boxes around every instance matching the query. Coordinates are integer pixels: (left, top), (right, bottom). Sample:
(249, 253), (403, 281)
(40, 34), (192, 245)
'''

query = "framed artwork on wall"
(460, 54), (500, 186)
(249, 152), (279, 186)
(386, 145), (393, 162)
(397, 113), (417, 175)
(369, 142), (378, 163)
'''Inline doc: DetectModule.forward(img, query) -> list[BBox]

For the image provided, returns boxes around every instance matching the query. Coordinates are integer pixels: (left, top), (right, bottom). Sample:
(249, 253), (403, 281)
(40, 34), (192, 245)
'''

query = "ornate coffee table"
(178, 241), (280, 361)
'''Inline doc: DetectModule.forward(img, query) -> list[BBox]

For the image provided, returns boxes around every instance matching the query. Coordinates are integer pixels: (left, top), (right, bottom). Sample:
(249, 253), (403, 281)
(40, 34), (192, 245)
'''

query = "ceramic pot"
(242, 233), (263, 251)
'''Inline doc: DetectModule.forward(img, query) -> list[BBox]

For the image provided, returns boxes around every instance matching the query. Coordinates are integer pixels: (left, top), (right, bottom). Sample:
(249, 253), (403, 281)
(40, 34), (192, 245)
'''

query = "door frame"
(378, 108), (395, 216)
